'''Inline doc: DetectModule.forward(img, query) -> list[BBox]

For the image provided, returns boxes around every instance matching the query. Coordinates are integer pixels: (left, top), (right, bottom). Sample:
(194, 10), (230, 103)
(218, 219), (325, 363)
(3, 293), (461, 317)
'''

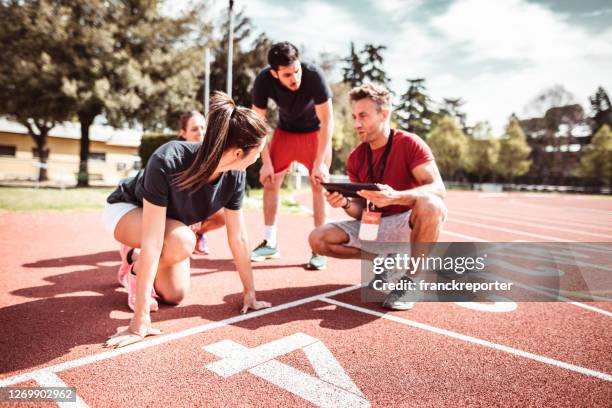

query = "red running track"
(0, 191), (610, 407)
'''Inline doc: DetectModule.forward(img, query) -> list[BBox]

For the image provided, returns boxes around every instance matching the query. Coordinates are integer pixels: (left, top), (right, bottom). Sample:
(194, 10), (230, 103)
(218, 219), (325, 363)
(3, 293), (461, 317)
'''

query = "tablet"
(320, 182), (380, 198)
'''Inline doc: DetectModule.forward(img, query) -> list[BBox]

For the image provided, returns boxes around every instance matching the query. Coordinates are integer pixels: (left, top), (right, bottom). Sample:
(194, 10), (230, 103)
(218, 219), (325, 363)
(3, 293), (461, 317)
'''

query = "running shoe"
(382, 276), (416, 311)
(127, 271), (159, 312)
(250, 240), (280, 261)
(306, 253), (326, 270)
(194, 233), (210, 255)
(117, 244), (133, 288)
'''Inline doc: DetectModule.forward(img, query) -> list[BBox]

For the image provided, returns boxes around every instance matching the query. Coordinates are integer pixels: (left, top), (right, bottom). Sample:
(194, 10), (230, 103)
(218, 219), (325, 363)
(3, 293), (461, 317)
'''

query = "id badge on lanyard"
(359, 201), (382, 241)
(359, 131), (393, 241)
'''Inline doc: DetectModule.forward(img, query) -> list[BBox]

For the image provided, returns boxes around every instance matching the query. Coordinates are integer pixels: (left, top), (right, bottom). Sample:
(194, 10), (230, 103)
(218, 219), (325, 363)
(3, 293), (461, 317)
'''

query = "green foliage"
(342, 42), (365, 87)
(466, 138), (500, 182)
(361, 44), (389, 85)
(207, 11), (272, 108)
(427, 115), (469, 179)
(138, 133), (177, 168)
(496, 117), (532, 180)
(342, 43), (388, 87)
(329, 82), (360, 174)
(436, 98), (468, 134)
(0, 0), (78, 181)
(0, 187), (113, 212)
(394, 78), (435, 139)
(589, 86), (612, 134)
(0, 0), (210, 186)
(203, 11), (272, 188)
(574, 125), (612, 185)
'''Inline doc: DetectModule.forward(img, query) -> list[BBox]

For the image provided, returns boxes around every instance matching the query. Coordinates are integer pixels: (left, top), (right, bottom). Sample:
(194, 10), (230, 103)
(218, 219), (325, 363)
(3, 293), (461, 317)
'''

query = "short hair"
(268, 42), (299, 70)
(348, 83), (391, 110)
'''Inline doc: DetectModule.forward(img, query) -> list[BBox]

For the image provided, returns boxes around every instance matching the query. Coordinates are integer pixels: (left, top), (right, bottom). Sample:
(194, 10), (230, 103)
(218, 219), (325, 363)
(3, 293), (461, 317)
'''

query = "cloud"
(374, 0), (424, 17)
(178, 0), (612, 135)
(425, 0), (612, 132)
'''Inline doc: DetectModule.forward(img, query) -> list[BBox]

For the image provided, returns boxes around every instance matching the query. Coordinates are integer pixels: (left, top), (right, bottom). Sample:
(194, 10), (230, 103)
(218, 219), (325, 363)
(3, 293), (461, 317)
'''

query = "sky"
(177, 0), (612, 134)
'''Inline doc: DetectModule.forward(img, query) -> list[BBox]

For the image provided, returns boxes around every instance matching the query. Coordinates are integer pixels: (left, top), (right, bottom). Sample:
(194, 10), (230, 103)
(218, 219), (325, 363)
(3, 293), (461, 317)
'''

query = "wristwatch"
(342, 198), (351, 209)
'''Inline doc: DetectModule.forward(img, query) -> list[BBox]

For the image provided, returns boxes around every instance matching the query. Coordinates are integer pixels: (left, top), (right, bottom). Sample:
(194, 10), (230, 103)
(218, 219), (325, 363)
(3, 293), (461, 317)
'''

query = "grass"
(0, 186), (114, 212)
(244, 187), (310, 215)
(0, 186), (311, 213)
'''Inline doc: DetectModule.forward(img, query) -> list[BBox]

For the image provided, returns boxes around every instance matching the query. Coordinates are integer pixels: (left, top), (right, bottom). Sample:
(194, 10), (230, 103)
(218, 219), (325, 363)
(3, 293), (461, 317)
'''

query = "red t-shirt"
(346, 129), (434, 216)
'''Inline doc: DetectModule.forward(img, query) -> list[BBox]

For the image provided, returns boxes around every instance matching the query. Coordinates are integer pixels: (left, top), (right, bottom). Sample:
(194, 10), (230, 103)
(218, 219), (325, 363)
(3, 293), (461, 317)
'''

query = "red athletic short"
(269, 128), (319, 173)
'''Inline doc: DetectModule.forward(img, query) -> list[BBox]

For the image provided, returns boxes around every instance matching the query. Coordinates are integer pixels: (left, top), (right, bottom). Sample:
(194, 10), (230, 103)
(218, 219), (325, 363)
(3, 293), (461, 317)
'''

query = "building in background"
(519, 104), (591, 185)
(0, 118), (141, 186)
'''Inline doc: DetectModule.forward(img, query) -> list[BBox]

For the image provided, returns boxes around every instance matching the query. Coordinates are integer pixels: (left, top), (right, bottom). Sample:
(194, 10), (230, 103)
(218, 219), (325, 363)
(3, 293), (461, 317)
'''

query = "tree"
(1, 0), (209, 186)
(465, 123), (499, 183)
(394, 78), (435, 139)
(574, 124), (612, 186)
(361, 44), (389, 85)
(205, 9), (273, 188)
(64, 0), (206, 186)
(329, 82), (359, 174)
(0, 1), (77, 181)
(496, 116), (532, 182)
(342, 42), (365, 88)
(427, 115), (470, 180)
(208, 10), (272, 108)
(589, 86), (612, 134)
(437, 98), (468, 133)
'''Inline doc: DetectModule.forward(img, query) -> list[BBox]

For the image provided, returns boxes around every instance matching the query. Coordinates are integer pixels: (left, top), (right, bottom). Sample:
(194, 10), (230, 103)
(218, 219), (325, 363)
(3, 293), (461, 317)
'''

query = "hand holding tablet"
(320, 182), (381, 198)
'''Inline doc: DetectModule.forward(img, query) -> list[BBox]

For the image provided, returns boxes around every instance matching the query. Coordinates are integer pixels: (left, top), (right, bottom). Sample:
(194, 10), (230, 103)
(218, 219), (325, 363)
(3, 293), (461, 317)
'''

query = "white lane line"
(204, 336), (369, 407)
(476, 272), (612, 317)
(509, 200), (612, 217)
(320, 298), (612, 382)
(451, 210), (612, 239)
(446, 218), (568, 241)
(567, 302), (612, 317)
(449, 208), (612, 233)
(205, 333), (319, 377)
(251, 359), (369, 408)
(440, 230), (487, 242)
(31, 371), (89, 408)
(0, 284), (362, 387)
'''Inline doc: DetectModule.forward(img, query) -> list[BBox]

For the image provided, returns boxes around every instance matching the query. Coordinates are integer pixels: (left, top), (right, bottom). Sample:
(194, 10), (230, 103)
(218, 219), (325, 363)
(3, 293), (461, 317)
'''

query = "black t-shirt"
(251, 62), (332, 133)
(107, 141), (245, 225)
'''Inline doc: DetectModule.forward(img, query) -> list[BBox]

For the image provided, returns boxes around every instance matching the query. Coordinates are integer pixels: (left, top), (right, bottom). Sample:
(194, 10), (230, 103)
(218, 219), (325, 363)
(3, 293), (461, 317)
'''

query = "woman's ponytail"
(174, 92), (267, 191)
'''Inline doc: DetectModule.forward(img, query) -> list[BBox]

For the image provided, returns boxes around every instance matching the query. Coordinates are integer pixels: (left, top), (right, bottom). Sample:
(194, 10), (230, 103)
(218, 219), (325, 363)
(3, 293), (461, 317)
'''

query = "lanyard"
(367, 129), (394, 184)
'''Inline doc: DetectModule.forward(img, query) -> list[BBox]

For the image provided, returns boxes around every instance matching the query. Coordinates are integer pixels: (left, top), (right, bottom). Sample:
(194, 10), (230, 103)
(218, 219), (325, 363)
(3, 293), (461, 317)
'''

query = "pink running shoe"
(117, 244), (133, 287)
(127, 271), (159, 312)
(194, 233), (210, 255)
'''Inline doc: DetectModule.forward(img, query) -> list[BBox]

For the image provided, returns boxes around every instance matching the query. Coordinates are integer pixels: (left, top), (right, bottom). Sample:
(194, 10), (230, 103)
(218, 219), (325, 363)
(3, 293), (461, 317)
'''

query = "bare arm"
(134, 199), (167, 315)
(358, 161), (446, 208)
(251, 105), (271, 166)
(225, 207), (271, 313)
(313, 99), (334, 169)
(252, 105), (277, 185)
(104, 199), (166, 348)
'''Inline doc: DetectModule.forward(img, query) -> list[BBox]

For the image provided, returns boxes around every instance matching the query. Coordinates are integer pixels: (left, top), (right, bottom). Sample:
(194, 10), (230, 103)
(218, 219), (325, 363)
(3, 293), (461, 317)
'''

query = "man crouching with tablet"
(308, 83), (447, 310)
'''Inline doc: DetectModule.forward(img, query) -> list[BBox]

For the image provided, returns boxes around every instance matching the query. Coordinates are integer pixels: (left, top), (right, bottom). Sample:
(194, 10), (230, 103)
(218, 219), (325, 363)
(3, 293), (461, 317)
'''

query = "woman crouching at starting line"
(102, 92), (271, 348)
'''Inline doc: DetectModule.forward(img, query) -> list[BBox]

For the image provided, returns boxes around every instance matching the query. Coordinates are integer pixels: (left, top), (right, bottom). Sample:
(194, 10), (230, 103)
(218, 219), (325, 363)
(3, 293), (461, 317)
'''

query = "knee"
(160, 287), (187, 306)
(263, 177), (282, 192)
(161, 228), (195, 263)
(412, 194), (447, 226)
(309, 227), (327, 254)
